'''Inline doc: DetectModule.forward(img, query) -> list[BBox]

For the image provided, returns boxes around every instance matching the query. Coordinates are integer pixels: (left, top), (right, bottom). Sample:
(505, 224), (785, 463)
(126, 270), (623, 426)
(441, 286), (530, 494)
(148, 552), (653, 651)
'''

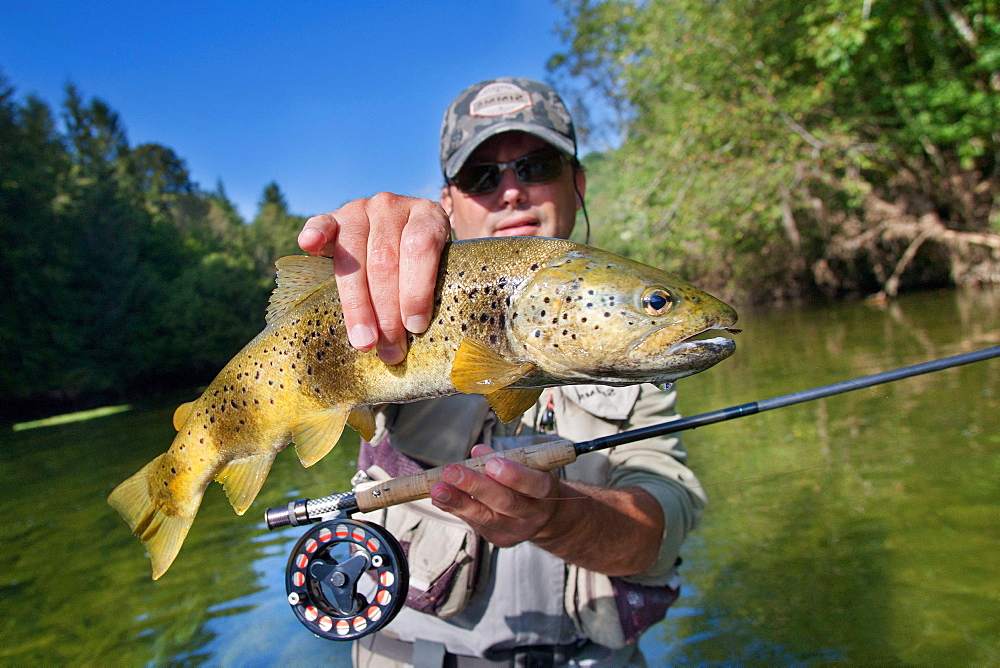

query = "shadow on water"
(1, 287), (998, 665)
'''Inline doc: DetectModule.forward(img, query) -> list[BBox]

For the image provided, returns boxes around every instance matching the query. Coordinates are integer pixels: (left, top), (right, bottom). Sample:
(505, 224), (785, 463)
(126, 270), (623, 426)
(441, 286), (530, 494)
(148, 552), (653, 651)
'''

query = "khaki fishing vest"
(353, 385), (703, 657)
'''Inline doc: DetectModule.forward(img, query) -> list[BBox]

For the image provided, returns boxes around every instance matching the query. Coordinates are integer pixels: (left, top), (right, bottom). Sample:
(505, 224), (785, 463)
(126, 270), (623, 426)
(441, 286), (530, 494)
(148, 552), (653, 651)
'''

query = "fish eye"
(641, 288), (675, 316)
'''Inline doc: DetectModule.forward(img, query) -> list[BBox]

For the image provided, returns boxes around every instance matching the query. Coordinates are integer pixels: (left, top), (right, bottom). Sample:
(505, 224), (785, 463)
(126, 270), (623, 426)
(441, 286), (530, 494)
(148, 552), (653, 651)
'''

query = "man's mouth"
(494, 218), (541, 236)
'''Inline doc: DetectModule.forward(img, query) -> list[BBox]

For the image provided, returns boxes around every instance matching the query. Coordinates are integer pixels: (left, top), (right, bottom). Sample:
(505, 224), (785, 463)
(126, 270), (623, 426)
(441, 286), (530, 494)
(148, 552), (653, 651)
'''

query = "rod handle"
(354, 439), (578, 512)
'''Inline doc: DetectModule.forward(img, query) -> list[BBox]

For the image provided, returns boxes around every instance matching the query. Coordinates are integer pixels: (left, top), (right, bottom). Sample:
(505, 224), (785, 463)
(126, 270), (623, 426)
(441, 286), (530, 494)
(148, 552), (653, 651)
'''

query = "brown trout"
(109, 237), (738, 579)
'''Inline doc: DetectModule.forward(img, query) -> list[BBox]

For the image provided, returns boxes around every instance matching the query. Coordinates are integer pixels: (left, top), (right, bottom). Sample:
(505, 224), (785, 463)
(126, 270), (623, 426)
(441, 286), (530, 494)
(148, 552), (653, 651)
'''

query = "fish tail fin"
(108, 455), (197, 580)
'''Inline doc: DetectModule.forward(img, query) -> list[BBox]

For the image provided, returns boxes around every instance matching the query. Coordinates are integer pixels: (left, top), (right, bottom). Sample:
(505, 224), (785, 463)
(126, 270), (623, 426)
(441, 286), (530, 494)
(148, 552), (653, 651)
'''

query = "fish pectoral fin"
(214, 453), (277, 515)
(108, 454), (197, 580)
(291, 407), (349, 467)
(347, 406), (376, 442)
(267, 256), (338, 324)
(487, 388), (544, 423)
(451, 339), (537, 394)
(172, 401), (195, 430)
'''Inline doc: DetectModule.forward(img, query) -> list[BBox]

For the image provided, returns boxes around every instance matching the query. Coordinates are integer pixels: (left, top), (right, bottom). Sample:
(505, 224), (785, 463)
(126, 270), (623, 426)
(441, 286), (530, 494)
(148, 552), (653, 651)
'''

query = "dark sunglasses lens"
(453, 151), (567, 194)
(517, 153), (564, 183)
(453, 165), (500, 194)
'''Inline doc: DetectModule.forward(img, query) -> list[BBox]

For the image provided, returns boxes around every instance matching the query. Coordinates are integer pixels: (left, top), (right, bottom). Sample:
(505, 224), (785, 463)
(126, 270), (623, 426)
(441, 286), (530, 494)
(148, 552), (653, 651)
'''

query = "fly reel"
(283, 517), (408, 641)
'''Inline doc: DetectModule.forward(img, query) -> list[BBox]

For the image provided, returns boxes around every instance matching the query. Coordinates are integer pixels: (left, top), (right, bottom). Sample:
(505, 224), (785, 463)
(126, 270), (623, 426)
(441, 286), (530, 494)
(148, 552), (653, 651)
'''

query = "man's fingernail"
(378, 345), (405, 365)
(485, 458), (504, 477)
(405, 315), (429, 333)
(349, 324), (377, 349)
(431, 484), (452, 505)
(442, 465), (463, 485)
(298, 227), (326, 249)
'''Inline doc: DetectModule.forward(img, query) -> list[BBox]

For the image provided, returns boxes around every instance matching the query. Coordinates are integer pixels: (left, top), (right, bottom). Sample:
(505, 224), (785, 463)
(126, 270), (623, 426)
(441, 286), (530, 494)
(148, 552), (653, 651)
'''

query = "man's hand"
(298, 193), (451, 364)
(430, 444), (665, 577)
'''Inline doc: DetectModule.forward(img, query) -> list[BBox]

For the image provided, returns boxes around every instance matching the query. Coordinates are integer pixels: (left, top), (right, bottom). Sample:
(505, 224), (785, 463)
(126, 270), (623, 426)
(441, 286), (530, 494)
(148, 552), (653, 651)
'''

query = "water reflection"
(1, 287), (997, 665)
(644, 287), (1000, 665)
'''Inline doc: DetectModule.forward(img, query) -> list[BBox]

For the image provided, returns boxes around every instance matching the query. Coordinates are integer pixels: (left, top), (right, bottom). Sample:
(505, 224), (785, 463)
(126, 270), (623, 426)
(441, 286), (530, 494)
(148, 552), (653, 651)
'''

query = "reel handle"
(355, 439), (577, 512)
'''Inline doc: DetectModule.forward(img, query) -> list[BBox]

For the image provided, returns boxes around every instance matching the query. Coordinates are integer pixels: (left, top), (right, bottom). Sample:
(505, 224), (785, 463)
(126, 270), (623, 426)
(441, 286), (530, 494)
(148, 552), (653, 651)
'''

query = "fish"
(108, 236), (739, 579)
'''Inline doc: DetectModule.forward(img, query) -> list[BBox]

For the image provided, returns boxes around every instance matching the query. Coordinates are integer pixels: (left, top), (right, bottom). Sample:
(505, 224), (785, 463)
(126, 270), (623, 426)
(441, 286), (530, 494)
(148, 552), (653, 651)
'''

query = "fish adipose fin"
(172, 401), (195, 430)
(107, 455), (197, 580)
(214, 453), (277, 515)
(451, 339), (537, 394)
(291, 407), (350, 467)
(267, 255), (338, 324)
(487, 388), (544, 423)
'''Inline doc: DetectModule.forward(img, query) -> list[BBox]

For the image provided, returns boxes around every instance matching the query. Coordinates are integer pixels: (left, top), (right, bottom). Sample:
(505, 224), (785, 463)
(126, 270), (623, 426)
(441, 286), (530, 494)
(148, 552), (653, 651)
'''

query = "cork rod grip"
(354, 439), (578, 512)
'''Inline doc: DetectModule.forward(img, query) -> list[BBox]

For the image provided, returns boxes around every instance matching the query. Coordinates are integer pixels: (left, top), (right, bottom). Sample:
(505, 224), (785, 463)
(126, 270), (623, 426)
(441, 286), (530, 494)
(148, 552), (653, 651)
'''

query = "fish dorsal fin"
(172, 401), (195, 430)
(348, 406), (376, 442)
(487, 388), (544, 423)
(214, 452), (277, 515)
(291, 407), (349, 467)
(267, 255), (337, 324)
(451, 339), (537, 395)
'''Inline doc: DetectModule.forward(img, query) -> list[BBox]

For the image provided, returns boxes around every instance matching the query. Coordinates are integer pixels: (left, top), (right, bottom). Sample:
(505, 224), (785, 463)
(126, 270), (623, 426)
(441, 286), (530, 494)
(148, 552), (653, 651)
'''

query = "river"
(2, 287), (998, 666)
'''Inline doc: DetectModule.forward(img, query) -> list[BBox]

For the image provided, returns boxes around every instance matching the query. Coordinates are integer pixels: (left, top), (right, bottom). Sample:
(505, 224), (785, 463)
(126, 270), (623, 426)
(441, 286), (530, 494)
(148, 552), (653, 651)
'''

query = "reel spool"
(284, 518), (408, 640)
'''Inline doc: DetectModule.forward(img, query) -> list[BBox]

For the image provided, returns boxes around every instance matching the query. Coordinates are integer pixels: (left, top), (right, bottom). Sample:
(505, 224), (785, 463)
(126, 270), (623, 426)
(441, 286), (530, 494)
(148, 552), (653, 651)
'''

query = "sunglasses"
(450, 148), (569, 195)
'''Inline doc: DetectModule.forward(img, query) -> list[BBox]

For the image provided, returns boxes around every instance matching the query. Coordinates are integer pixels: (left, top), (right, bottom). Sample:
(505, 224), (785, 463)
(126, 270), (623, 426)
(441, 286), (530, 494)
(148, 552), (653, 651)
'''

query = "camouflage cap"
(440, 77), (577, 179)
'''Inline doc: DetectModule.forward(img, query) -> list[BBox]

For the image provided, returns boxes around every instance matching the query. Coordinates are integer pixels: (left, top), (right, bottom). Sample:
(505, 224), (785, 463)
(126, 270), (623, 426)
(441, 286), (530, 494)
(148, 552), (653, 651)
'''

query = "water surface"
(2, 288), (997, 665)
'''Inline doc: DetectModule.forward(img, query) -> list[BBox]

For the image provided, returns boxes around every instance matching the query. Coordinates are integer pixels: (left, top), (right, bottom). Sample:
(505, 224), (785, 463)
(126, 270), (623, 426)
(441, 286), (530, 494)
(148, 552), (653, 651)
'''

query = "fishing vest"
(352, 388), (683, 658)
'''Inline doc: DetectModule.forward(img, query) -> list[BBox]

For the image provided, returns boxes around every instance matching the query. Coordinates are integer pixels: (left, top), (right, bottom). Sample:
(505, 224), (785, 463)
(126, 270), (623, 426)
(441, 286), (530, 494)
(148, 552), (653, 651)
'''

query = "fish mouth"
(628, 323), (740, 370)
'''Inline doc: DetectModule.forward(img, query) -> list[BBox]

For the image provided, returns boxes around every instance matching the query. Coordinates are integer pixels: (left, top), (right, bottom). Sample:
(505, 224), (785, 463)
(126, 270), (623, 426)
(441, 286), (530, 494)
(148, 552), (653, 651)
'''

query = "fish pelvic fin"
(451, 339), (537, 395)
(107, 455), (197, 580)
(214, 452), (277, 515)
(267, 256), (337, 325)
(487, 388), (544, 423)
(172, 401), (195, 430)
(348, 406), (376, 442)
(291, 407), (349, 467)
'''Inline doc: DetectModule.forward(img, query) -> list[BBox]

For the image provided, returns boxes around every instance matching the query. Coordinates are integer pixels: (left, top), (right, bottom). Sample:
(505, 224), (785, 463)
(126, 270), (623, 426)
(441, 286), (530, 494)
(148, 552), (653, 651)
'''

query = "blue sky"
(1, 2), (584, 221)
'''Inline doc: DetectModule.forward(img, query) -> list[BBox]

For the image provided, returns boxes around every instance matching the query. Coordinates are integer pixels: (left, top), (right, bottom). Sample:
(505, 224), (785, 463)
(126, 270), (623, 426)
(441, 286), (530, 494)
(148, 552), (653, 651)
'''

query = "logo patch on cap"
(469, 82), (532, 117)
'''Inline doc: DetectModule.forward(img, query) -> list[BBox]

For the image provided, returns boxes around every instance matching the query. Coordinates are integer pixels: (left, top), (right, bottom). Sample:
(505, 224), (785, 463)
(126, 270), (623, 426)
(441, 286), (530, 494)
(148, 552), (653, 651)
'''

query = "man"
(298, 78), (706, 666)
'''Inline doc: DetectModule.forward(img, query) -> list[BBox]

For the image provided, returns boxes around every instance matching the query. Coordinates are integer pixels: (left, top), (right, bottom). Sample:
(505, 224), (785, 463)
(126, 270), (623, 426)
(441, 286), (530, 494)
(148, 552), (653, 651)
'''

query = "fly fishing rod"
(265, 345), (1000, 641)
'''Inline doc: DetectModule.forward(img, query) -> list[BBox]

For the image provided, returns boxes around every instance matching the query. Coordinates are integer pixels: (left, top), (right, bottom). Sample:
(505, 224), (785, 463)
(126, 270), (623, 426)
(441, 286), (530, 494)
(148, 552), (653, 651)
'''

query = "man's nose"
(496, 167), (528, 206)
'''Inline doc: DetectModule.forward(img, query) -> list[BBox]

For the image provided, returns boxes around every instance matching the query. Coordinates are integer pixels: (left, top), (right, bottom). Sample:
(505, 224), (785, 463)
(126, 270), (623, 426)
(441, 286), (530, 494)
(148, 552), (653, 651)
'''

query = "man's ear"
(440, 184), (454, 217)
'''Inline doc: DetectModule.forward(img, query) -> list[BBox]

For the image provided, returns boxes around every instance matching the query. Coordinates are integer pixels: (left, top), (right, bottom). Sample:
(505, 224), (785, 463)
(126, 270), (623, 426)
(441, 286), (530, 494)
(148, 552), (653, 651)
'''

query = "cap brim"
(443, 121), (577, 179)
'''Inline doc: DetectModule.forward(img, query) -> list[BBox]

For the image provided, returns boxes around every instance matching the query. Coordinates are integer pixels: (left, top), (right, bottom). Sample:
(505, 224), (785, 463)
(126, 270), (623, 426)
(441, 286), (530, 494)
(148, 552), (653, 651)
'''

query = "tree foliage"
(0, 70), (300, 415)
(551, 0), (1000, 303)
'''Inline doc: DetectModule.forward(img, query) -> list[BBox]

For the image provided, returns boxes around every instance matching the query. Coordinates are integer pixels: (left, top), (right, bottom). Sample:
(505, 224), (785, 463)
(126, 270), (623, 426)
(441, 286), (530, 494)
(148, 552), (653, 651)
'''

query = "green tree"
(551, 0), (1000, 302)
(247, 181), (306, 273)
